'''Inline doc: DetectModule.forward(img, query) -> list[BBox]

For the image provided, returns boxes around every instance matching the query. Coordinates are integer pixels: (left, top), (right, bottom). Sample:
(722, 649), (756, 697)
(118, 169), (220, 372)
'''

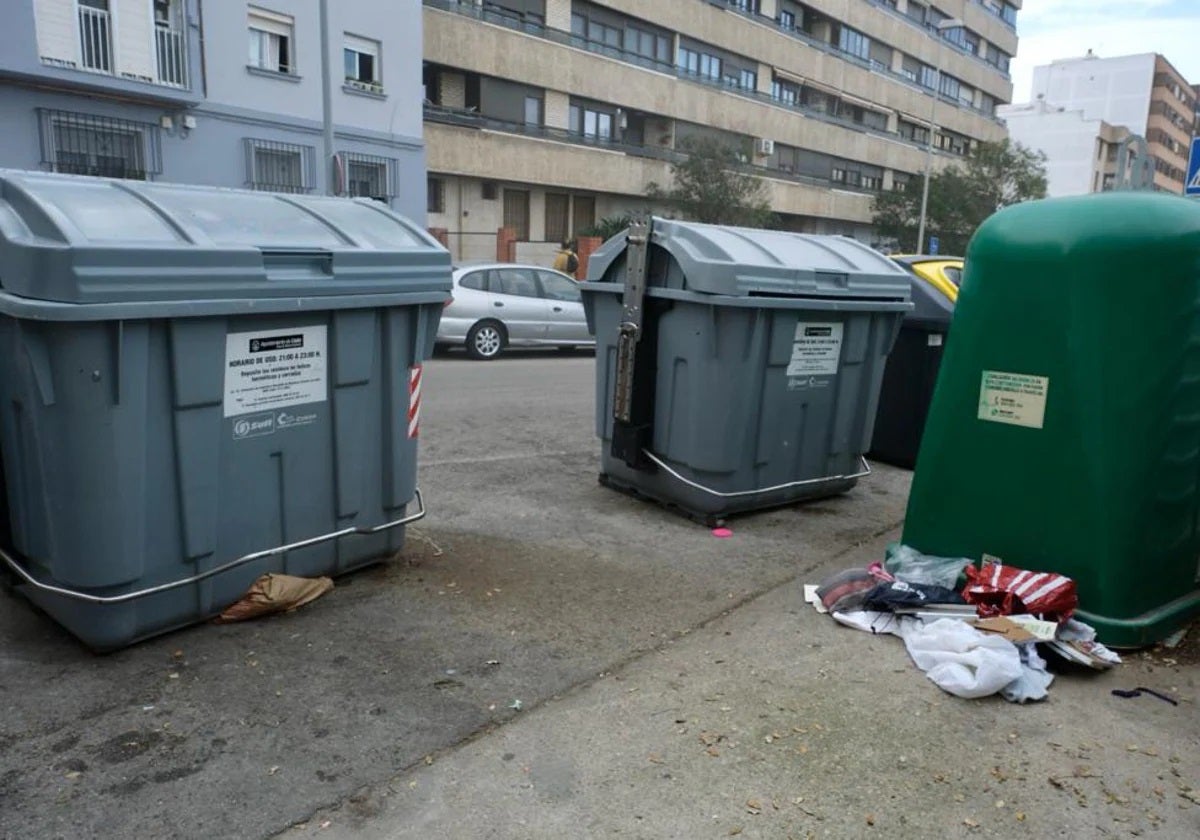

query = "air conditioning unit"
(756, 137), (775, 156)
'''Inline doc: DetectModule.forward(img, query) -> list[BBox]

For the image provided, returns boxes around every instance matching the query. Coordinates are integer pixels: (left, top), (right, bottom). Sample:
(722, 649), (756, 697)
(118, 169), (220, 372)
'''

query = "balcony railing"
(78, 6), (113, 73)
(424, 0), (1001, 124)
(155, 26), (188, 87)
(422, 103), (887, 196)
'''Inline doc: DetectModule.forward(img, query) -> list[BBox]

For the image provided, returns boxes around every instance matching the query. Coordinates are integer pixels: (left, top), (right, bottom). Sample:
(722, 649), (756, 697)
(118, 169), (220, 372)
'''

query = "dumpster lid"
(585, 218), (910, 300)
(0, 170), (450, 304)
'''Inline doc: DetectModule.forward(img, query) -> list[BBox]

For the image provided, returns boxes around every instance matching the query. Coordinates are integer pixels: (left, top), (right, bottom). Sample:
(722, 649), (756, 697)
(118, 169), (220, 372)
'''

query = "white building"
(997, 98), (1130, 196)
(1027, 51), (1194, 194)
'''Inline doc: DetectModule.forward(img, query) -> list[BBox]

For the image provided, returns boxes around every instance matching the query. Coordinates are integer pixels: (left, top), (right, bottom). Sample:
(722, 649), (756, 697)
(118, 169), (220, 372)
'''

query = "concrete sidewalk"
(285, 528), (1200, 840)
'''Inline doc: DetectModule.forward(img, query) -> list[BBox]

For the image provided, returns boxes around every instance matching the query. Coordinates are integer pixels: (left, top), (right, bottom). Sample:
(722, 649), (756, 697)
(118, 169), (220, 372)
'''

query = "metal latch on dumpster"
(611, 217), (655, 471)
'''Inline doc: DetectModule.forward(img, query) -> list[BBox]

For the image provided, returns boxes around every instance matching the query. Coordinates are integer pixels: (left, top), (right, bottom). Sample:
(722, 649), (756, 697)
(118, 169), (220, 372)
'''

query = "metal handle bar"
(642, 452), (871, 499)
(0, 489), (426, 605)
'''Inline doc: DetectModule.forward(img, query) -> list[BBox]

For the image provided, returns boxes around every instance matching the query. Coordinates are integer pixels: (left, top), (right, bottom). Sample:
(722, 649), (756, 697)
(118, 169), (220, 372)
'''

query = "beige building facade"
(422, 0), (1018, 261)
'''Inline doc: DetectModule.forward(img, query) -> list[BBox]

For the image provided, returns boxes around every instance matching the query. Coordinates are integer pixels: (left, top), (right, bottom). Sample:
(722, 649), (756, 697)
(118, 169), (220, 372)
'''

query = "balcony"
(78, 5), (113, 74)
(424, 0), (1002, 126)
(155, 26), (188, 88)
(422, 103), (888, 197)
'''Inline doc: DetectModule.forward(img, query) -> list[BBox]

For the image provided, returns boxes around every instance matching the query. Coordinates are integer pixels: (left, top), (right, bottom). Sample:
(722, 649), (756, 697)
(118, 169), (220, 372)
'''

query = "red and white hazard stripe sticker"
(408, 364), (422, 439)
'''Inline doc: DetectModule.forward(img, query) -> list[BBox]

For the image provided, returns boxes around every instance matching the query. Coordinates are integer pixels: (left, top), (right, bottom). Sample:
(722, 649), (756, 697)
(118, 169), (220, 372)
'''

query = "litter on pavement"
(215, 573), (334, 623)
(808, 544), (1123, 703)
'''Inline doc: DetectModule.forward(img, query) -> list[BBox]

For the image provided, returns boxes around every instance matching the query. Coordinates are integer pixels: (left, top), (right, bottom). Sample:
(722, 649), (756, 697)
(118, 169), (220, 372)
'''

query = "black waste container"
(868, 259), (956, 468)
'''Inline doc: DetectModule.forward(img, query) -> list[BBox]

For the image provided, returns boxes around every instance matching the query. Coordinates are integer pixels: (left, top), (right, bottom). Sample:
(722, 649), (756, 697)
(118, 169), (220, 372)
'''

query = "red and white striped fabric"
(408, 364), (422, 439)
(962, 561), (1077, 622)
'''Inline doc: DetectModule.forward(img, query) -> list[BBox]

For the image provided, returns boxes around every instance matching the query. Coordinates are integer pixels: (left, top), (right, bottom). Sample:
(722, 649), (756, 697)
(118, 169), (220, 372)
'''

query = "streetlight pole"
(319, 0), (336, 195)
(916, 18), (962, 254)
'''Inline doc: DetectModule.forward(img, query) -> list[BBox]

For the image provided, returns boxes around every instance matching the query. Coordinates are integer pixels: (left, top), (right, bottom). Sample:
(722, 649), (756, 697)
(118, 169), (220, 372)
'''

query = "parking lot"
(2, 353), (1197, 839)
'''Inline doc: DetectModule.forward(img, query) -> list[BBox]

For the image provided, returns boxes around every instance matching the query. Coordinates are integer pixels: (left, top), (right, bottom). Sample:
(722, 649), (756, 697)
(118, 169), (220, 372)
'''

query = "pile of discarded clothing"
(805, 545), (1121, 703)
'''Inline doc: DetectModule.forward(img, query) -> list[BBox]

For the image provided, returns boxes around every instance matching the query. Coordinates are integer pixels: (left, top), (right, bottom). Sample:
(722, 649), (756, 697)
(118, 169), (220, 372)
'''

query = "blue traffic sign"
(928, 235), (940, 256)
(1187, 137), (1200, 196)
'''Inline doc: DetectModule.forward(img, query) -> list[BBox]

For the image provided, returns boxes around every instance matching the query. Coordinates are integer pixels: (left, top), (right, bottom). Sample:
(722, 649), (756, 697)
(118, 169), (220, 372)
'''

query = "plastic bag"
(884, 544), (971, 589)
(862, 579), (965, 611)
(899, 618), (1024, 699)
(962, 562), (1077, 622)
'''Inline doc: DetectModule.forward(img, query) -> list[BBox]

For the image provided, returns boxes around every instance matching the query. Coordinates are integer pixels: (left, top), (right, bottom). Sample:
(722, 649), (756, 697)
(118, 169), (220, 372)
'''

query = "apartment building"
(997, 99), (1132, 196)
(1031, 52), (1195, 195)
(422, 0), (1019, 261)
(0, 1), (425, 219)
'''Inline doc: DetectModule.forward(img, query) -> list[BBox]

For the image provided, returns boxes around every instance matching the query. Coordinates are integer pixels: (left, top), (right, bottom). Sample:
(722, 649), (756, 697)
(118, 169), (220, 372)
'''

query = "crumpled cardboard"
(215, 573), (334, 623)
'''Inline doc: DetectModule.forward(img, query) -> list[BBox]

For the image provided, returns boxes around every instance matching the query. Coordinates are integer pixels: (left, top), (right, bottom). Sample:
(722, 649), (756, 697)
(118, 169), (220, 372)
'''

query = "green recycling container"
(902, 192), (1200, 646)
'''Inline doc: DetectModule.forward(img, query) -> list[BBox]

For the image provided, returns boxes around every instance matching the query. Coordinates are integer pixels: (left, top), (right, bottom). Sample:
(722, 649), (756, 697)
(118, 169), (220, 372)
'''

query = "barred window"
(38, 109), (162, 180)
(244, 138), (314, 193)
(341, 152), (394, 201)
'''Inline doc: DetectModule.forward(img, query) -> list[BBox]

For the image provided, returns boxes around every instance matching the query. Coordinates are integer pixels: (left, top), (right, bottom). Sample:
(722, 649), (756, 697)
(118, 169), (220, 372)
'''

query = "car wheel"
(466, 321), (506, 360)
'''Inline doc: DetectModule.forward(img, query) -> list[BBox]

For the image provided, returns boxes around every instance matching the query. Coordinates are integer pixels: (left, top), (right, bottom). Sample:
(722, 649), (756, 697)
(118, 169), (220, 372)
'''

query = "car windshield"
(944, 266), (963, 287)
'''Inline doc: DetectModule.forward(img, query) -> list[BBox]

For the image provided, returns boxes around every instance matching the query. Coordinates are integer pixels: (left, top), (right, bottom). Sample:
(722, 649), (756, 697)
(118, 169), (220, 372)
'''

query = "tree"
(646, 136), (775, 228)
(871, 139), (1048, 255)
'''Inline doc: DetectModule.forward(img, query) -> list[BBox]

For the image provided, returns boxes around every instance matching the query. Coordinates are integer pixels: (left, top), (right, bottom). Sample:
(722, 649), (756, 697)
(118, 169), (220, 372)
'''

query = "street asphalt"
(1, 350), (1197, 839)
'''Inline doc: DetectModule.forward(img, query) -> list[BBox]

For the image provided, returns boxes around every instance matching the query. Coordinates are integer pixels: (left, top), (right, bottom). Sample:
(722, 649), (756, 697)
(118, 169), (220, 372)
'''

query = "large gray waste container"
(0, 171), (450, 649)
(581, 218), (911, 525)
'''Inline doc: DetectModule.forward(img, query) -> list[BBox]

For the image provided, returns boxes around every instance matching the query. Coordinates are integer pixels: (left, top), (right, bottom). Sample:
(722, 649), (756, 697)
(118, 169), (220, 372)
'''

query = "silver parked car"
(437, 263), (594, 360)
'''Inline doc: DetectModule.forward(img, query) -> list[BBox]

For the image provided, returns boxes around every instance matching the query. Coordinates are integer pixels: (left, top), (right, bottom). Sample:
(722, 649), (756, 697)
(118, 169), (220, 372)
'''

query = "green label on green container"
(978, 370), (1049, 429)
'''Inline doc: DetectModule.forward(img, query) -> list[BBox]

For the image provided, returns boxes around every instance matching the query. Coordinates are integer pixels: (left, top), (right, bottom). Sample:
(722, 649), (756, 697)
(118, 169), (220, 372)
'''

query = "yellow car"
(890, 255), (963, 303)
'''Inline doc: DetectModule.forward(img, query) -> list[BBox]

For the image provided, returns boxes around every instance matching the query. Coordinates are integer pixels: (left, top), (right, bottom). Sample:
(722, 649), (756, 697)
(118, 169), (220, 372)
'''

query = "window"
(538, 271), (581, 302)
(545, 192), (569, 244)
(491, 267), (538, 297)
(246, 139), (312, 193)
(481, 181), (498, 200)
(939, 73), (960, 100)
(249, 7), (294, 74)
(831, 167), (846, 183)
(725, 0), (759, 12)
(576, 107), (613, 140)
(893, 174), (910, 192)
(503, 189), (530, 240)
(155, 0), (187, 86)
(52, 120), (142, 178)
(678, 47), (722, 81)
(740, 69), (757, 90)
(587, 19), (622, 50)
(427, 177), (445, 213)
(779, 10), (795, 30)
(459, 271), (488, 291)
(78, 0), (113, 73)
(899, 120), (930, 144)
(919, 65), (937, 90)
(524, 95), (543, 127)
(1001, 3), (1017, 26)
(628, 26), (670, 63)
(862, 174), (882, 191)
(343, 153), (393, 202)
(838, 26), (870, 62)
(39, 110), (161, 180)
(573, 195), (595, 233)
(344, 34), (381, 90)
(772, 78), (799, 106)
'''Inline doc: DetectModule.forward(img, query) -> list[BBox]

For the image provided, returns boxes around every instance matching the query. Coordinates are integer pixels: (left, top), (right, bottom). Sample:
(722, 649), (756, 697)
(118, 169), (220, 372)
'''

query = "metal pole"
(319, 0), (336, 195)
(916, 46), (942, 255)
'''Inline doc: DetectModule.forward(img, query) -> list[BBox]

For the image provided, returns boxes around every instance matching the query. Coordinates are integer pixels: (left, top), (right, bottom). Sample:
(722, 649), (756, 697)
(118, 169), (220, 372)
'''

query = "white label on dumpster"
(224, 326), (328, 418)
(977, 370), (1049, 429)
(787, 322), (843, 377)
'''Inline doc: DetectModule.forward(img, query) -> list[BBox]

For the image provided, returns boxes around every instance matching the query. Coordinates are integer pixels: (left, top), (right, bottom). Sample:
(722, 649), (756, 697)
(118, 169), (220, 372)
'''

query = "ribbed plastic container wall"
(869, 268), (956, 468)
(581, 219), (910, 524)
(902, 192), (1200, 645)
(0, 172), (451, 649)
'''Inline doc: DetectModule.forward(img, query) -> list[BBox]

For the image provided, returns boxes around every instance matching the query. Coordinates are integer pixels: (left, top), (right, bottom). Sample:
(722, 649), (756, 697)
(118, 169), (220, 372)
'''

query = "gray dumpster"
(581, 218), (911, 526)
(0, 171), (450, 650)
